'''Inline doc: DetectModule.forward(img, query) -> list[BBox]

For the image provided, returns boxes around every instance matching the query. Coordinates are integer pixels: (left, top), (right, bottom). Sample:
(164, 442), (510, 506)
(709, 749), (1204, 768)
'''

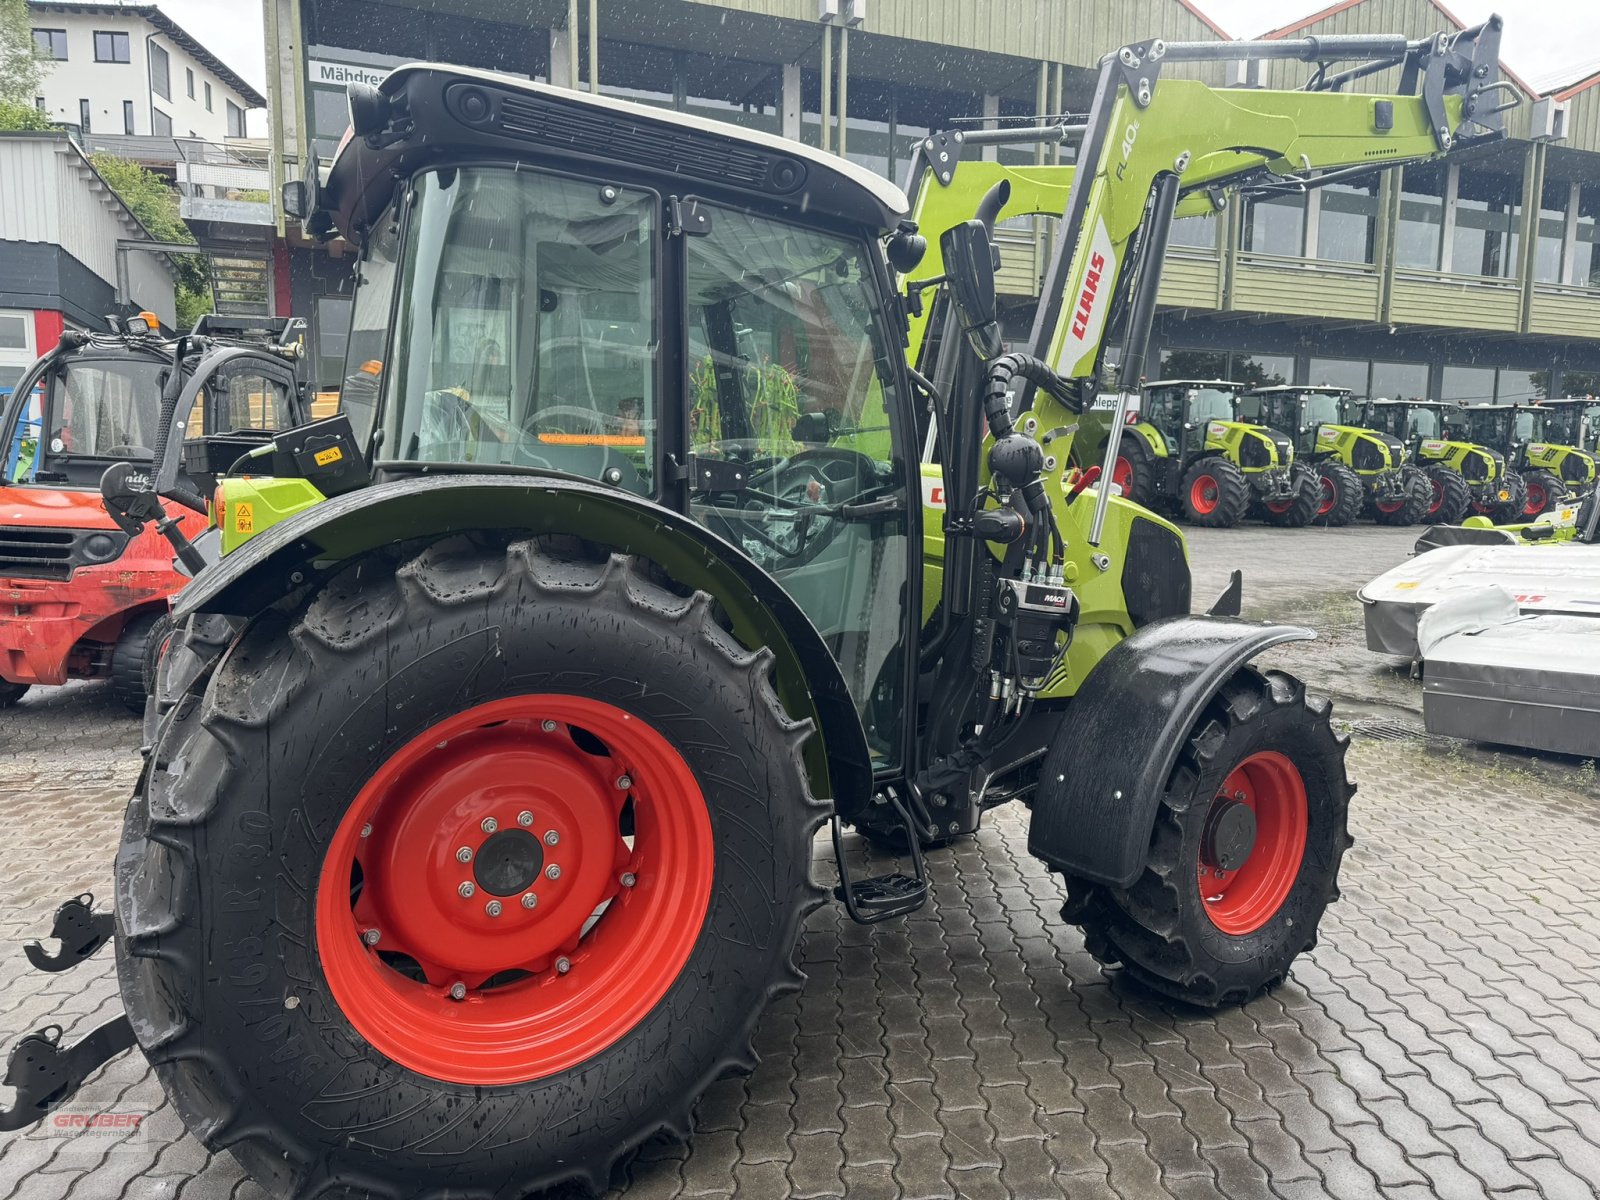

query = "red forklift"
(0, 313), (308, 711)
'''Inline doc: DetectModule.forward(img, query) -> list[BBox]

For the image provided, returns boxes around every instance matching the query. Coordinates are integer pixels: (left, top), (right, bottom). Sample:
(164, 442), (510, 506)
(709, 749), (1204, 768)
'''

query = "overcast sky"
(162, 0), (1600, 129)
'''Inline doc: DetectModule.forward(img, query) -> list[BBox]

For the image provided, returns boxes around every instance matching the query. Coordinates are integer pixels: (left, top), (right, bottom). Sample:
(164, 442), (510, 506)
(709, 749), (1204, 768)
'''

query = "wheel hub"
(473, 828), (546, 896)
(1201, 796), (1256, 872)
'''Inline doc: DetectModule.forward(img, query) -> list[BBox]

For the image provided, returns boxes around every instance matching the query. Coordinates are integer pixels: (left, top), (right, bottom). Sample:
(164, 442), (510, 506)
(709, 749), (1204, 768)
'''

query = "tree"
(0, 0), (43, 103)
(90, 153), (214, 329)
(0, 97), (51, 131)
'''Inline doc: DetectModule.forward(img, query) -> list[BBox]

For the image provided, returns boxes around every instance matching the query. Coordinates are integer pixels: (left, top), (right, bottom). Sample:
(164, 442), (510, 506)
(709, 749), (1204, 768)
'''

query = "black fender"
(172, 473), (873, 818)
(1027, 615), (1314, 888)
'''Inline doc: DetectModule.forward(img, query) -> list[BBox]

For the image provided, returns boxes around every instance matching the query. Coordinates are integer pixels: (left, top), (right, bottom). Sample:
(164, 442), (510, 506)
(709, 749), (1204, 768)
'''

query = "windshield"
(1188, 387), (1235, 424)
(1512, 410), (1539, 441)
(1465, 409), (1511, 444)
(1304, 392), (1343, 428)
(378, 167), (658, 494)
(10, 357), (168, 486)
(1406, 407), (1440, 439)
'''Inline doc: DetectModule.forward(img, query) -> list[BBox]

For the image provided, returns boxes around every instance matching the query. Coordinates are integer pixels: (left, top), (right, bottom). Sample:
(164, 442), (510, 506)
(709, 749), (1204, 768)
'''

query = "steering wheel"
(522, 405), (607, 437)
(709, 446), (882, 570)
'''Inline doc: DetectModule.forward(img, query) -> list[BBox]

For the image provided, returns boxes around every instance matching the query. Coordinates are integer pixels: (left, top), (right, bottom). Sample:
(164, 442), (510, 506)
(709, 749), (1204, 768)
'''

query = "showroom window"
(1307, 356), (1369, 398)
(1243, 194), (1306, 257)
(1442, 364), (1499, 404)
(1452, 169), (1521, 278)
(1370, 360), (1429, 402)
(1317, 174), (1380, 264)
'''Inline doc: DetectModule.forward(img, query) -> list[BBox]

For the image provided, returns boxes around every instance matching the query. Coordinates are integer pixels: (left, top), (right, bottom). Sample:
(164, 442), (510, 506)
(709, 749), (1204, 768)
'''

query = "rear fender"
(173, 474), (874, 818)
(1027, 615), (1314, 887)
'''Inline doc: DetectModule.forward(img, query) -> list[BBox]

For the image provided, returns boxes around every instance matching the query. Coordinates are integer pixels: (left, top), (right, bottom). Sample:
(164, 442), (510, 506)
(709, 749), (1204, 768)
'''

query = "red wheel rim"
(314, 695), (713, 1086)
(1524, 483), (1545, 515)
(1264, 494), (1292, 514)
(1112, 455), (1134, 496)
(1189, 474), (1220, 515)
(1375, 495), (1404, 514)
(1428, 478), (1443, 515)
(1197, 751), (1308, 936)
(1316, 477), (1337, 517)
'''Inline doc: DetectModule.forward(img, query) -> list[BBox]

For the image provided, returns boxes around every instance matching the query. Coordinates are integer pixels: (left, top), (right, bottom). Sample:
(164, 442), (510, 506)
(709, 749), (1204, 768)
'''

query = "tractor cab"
(1518, 400), (1598, 501)
(1138, 379), (1241, 454)
(0, 313), (308, 710)
(1241, 385), (1356, 457)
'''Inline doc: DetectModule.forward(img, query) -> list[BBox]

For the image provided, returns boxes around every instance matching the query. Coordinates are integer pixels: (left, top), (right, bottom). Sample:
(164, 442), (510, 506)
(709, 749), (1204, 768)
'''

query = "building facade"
(263, 0), (1600, 401)
(0, 133), (176, 387)
(28, 2), (265, 142)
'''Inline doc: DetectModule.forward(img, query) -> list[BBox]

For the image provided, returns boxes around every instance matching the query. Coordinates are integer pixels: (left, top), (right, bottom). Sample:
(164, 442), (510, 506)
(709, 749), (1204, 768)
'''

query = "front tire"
(1314, 462), (1363, 527)
(114, 535), (824, 1199)
(0, 679), (28, 708)
(1260, 462), (1320, 528)
(1492, 471), (1529, 524)
(1373, 465), (1432, 526)
(1423, 465), (1471, 525)
(1062, 668), (1352, 1007)
(1521, 469), (1565, 518)
(1181, 458), (1250, 528)
(110, 610), (166, 713)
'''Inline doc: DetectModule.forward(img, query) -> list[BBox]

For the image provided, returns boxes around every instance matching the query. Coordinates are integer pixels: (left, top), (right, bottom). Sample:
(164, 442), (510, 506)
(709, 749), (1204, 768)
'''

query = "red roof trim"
(1554, 70), (1600, 101)
(1174, 0), (1233, 41)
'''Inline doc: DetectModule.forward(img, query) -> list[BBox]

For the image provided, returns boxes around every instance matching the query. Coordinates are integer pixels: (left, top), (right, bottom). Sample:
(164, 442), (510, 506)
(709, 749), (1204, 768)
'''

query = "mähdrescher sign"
(308, 59), (392, 89)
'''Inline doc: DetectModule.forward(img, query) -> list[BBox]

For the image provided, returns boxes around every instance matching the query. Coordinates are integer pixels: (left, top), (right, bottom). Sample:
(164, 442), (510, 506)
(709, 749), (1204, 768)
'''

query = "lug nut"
(541, 719), (558, 732)
(518, 811), (534, 827)
(362, 928), (381, 946)
(481, 817), (498, 833)
(546, 864), (562, 881)
(455, 846), (473, 863)
(555, 957), (571, 974)
(616, 774), (632, 790)
(458, 881), (476, 898)
(485, 900), (503, 918)
(360, 823), (372, 839)
(521, 892), (538, 909)
(620, 872), (637, 888)
(543, 829), (560, 846)
(449, 982), (467, 1001)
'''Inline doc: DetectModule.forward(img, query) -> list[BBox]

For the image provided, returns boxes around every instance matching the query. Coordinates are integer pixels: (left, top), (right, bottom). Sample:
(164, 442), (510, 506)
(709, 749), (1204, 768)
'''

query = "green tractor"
(1356, 398), (1517, 524)
(1091, 379), (1315, 527)
(0, 19), (1513, 1196)
(1240, 385), (1431, 526)
(1506, 401), (1596, 513)
(1452, 404), (1574, 518)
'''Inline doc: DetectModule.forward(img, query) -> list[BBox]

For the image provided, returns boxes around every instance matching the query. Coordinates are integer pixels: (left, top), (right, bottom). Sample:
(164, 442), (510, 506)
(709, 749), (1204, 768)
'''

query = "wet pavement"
(2, 522), (1598, 1200)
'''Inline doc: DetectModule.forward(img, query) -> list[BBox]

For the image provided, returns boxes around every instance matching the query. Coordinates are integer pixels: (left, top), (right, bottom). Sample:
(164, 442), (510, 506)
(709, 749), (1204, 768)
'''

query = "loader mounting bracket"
(0, 1016), (136, 1132)
(23, 893), (113, 973)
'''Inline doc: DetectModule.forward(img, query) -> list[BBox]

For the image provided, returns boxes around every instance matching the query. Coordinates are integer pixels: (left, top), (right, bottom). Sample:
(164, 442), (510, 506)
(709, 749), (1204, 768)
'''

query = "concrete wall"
(30, 8), (256, 140)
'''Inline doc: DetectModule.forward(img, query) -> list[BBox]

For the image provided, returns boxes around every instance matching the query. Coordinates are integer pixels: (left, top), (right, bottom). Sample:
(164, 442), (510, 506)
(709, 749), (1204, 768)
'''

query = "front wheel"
(115, 535), (823, 1198)
(1261, 462), (1320, 528)
(1373, 465), (1432, 527)
(1314, 462), (1363, 527)
(1521, 469), (1565, 518)
(110, 610), (166, 714)
(0, 678), (28, 708)
(1492, 471), (1529, 524)
(1423, 465), (1471, 525)
(1062, 668), (1353, 1007)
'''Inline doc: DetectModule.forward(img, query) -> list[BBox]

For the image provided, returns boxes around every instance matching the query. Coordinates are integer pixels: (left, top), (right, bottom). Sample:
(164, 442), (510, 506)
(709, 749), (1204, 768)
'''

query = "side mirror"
(940, 220), (1001, 360)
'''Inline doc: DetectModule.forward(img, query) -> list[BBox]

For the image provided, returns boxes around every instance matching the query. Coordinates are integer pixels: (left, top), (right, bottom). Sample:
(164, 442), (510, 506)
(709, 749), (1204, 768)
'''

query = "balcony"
(175, 140), (274, 231)
(1158, 247), (1223, 311)
(1389, 270), (1521, 333)
(1528, 281), (1600, 340)
(1231, 253), (1382, 322)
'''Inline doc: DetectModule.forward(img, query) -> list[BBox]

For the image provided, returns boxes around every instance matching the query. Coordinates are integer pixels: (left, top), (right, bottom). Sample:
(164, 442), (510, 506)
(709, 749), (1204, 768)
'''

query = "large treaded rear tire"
(114, 534), (825, 1199)
(1423, 465), (1471, 525)
(1314, 462), (1363, 527)
(1181, 458), (1250, 528)
(1112, 435), (1161, 509)
(1061, 668), (1352, 1007)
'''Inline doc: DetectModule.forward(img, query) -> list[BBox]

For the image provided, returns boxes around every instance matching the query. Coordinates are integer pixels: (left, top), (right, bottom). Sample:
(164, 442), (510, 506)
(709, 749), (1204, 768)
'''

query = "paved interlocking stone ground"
(1, 525), (1598, 1199)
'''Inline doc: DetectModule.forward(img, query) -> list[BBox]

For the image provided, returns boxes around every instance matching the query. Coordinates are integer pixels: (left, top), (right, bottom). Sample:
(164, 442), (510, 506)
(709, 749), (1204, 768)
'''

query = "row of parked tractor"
(1098, 379), (1599, 531)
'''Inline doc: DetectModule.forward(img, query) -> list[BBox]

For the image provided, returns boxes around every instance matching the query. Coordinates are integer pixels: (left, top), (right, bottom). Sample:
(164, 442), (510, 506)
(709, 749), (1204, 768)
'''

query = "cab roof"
(321, 63), (909, 242)
(1248, 384), (1351, 395)
(1142, 379), (1243, 389)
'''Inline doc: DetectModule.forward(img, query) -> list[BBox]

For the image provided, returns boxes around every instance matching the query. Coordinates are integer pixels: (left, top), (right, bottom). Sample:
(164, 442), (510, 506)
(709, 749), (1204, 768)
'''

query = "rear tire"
(1314, 462), (1363, 527)
(110, 611), (165, 714)
(1373, 465), (1431, 526)
(0, 679), (28, 708)
(1423, 465), (1471, 525)
(1521, 469), (1565, 518)
(114, 535), (824, 1199)
(1111, 435), (1161, 509)
(1181, 458), (1249, 528)
(1061, 668), (1353, 1007)
(1260, 462), (1319, 528)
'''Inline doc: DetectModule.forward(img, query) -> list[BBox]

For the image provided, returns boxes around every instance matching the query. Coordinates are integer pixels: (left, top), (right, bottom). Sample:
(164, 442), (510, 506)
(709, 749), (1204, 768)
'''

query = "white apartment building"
(28, 2), (265, 142)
